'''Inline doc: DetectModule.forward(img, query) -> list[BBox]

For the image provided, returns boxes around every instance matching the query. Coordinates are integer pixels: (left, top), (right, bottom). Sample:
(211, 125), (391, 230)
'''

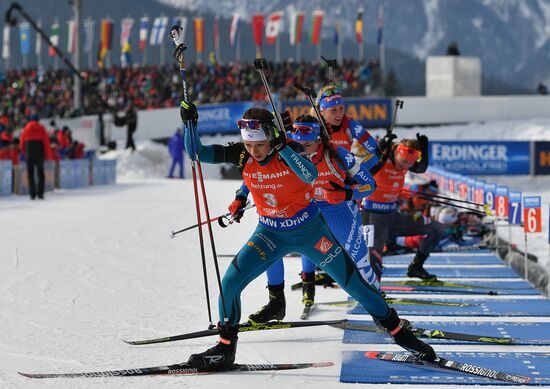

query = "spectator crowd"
(0, 59), (384, 130)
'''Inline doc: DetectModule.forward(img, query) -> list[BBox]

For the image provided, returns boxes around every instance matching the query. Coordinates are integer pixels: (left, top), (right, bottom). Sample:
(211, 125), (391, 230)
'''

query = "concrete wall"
(426, 56), (481, 97)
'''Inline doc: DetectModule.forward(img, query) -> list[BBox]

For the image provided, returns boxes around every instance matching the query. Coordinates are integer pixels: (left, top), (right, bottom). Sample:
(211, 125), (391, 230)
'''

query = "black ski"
(19, 361), (334, 379)
(126, 318), (514, 345)
(317, 298), (477, 307)
(334, 322), (515, 344)
(364, 352), (529, 384)
(124, 319), (346, 345)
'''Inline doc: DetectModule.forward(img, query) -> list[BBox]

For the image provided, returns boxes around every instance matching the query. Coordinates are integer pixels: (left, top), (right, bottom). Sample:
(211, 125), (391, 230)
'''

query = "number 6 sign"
(523, 196), (541, 233)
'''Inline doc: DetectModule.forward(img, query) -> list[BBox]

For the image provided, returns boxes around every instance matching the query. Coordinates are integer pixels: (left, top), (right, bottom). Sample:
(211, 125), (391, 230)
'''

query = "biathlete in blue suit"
(179, 101), (436, 369)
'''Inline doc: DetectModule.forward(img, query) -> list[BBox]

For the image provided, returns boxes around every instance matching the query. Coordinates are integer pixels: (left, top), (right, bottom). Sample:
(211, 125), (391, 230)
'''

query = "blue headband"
(319, 94), (344, 111)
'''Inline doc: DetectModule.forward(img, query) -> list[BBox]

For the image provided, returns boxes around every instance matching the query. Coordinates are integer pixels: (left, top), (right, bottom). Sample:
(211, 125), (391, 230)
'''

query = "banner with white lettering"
(429, 141), (529, 175)
(196, 101), (269, 134)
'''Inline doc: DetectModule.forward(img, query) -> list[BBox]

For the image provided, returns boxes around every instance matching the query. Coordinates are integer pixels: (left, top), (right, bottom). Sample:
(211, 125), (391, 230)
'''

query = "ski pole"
(320, 55), (337, 85)
(171, 202), (256, 237)
(170, 25), (228, 326)
(400, 186), (487, 208)
(253, 58), (286, 134)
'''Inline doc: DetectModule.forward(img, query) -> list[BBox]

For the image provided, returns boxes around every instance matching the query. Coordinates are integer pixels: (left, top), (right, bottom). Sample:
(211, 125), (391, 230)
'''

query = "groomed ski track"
(2, 177), (549, 389)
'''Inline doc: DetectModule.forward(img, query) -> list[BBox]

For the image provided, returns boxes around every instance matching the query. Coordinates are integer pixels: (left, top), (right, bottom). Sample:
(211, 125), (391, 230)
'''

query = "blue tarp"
(341, 351), (550, 385)
(349, 298), (550, 316)
(342, 320), (550, 345)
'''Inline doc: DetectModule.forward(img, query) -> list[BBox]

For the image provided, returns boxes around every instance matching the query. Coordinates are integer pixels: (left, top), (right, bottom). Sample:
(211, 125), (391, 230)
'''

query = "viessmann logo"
(314, 236), (334, 254)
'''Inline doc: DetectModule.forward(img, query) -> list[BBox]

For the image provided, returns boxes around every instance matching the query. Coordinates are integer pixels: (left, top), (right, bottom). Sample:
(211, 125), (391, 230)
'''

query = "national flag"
(229, 13), (239, 47)
(213, 15), (220, 52)
(48, 22), (59, 57)
(377, 5), (384, 45)
(2, 26), (9, 60)
(251, 14), (264, 47)
(310, 10), (324, 45)
(120, 18), (134, 47)
(35, 20), (42, 55)
(66, 20), (76, 54)
(289, 11), (304, 46)
(139, 16), (149, 51)
(121, 41), (132, 67)
(265, 11), (283, 45)
(356, 8), (364, 43)
(149, 16), (168, 45)
(83, 18), (94, 54)
(194, 17), (204, 53)
(97, 19), (113, 67)
(19, 22), (31, 56)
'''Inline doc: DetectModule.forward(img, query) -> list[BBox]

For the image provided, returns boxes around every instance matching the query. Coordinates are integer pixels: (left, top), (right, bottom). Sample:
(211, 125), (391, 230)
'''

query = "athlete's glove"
(378, 132), (397, 153)
(179, 100), (198, 125)
(323, 181), (353, 204)
(227, 195), (247, 223)
(270, 124), (287, 152)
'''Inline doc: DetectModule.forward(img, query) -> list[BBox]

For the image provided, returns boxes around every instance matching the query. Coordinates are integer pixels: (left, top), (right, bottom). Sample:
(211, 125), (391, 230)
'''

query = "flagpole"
(215, 15), (220, 63)
(86, 17), (92, 70)
(160, 40), (165, 66)
(316, 41), (321, 62)
(37, 20), (42, 69)
(378, 5), (385, 79)
(297, 42), (300, 62)
(73, 0), (81, 111)
(159, 14), (165, 66)
(236, 30), (240, 62)
(275, 35), (280, 63)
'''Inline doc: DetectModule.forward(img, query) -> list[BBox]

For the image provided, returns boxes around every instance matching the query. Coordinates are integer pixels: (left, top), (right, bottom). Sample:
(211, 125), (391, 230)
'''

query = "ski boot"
(378, 308), (436, 361)
(248, 283), (286, 325)
(188, 323), (238, 368)
(407, 252), (437, 280)
(302, 272), (316, 306)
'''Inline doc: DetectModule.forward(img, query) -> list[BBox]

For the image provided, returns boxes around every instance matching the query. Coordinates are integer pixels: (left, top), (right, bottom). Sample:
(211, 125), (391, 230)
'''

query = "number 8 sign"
(523, 196), (541, 233)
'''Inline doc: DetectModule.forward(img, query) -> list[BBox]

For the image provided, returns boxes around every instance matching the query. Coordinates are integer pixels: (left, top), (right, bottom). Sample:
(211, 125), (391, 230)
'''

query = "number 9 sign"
(523, 196), (541, 233)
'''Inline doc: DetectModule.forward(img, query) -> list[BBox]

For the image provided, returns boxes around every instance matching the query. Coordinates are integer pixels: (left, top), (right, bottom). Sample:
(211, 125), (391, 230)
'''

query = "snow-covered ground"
(1, 118), (549, 388)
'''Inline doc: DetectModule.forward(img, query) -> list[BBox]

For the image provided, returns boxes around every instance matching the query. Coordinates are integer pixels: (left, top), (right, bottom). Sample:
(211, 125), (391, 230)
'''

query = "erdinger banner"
(429, 141), (529, 175)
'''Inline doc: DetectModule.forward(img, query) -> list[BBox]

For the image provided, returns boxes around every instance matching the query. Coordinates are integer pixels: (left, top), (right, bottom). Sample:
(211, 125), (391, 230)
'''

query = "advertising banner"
(282, 98), (392, 128)
(429, 141), (529, 175)
(534, 141), (550, 175)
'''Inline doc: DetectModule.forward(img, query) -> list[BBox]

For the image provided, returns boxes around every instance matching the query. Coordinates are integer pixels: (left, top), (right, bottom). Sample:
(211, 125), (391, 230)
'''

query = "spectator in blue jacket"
(167, 128), (184, 178)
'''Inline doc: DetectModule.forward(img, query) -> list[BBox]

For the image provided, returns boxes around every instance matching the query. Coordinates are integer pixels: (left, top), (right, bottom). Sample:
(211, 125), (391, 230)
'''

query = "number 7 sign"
(523, 196), (541, 233)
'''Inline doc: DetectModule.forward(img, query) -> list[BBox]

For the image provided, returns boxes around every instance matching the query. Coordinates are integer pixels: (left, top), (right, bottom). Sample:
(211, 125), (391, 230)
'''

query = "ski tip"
(315, 362), (335, 368)
(18, 372), (40, 379)
(364, 351), (380, 359)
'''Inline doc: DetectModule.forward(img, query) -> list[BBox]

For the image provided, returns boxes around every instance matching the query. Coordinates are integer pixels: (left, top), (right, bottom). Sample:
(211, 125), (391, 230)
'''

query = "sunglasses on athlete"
(396, 143), (422, 163)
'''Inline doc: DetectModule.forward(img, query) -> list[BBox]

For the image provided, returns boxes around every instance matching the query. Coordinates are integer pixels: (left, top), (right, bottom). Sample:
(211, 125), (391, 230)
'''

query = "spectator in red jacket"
(0, 138), (20, 165)
(56, 126), (72, 158)
(48, 137), (61, 162)
(19, 114), (51, 199)
(0, 127), (14, 146)
(70, 140), (85, 159)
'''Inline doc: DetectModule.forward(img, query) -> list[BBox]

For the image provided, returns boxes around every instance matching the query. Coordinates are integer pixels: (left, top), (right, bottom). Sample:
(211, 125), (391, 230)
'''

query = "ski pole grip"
(294, 83), (317, 98)
(320, 55), (337, 67)
(253, 58), (268, 70)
